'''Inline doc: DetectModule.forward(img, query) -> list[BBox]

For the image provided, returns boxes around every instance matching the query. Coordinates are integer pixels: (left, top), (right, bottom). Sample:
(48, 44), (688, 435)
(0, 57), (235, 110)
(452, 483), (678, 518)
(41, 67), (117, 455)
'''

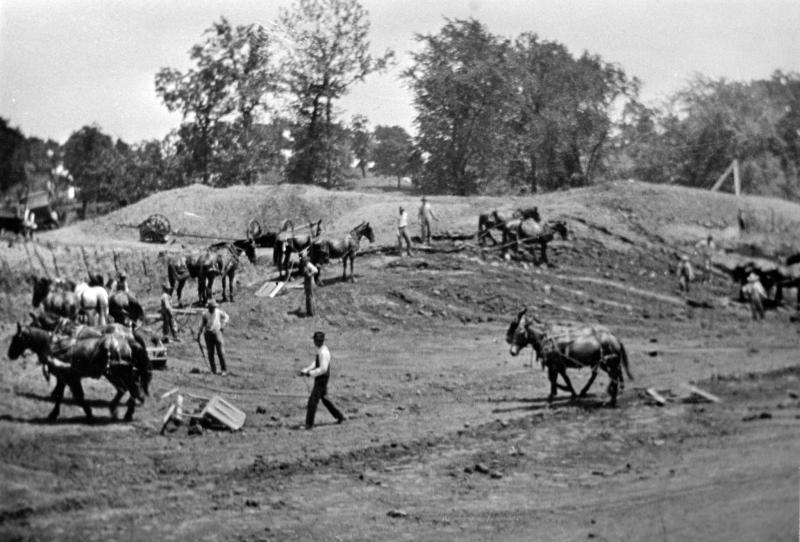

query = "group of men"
(397, 196), (439, 256)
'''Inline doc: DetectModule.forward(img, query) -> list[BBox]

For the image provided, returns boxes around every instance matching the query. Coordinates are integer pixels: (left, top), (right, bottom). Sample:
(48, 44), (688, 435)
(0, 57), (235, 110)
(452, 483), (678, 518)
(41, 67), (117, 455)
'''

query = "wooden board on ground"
(682, 383), (720, 403)
(646, 388), (668, 405)
(200, 395), (246, 430)
(256, 280), (286, 298)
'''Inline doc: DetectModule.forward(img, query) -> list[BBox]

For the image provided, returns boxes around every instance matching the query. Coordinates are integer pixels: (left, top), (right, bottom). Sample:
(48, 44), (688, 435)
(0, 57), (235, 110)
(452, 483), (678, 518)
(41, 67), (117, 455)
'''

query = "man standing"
(160, 283), (180, 343)
(22, 207), (37, 240)
(397, 205), (412, 256)
(300, 254), (319, 317)
(418, 196), (439, 245)
(299, 331), (345, 430)
(694, 235), (716, 283)
(677, 255), (694, 293)
(742, 272), (767, 320)
(196, 299), (229, 375)
(116, 271), (131, 294)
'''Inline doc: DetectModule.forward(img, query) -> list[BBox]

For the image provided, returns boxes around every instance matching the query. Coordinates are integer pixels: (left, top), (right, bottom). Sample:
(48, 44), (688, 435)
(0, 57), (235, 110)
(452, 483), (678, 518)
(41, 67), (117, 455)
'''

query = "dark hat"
(207, 299), (218, 308)
(118, 271), (127, 278)
(421, 195), (427, 201)
(313, 331), (325, 341)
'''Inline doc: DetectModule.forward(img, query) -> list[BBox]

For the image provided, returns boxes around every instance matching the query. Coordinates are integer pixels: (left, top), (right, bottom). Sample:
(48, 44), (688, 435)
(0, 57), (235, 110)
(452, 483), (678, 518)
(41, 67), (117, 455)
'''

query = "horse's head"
(520, 207), (540, 222)
(357, 222), (375, 243)
(8, 322), (32, 360)
(234, 239), (257, 264)
(88, 273), (104, 287)
(506, 309), (543, 356)
(31, 276), (52, 308)
(552, 220), (568, 240)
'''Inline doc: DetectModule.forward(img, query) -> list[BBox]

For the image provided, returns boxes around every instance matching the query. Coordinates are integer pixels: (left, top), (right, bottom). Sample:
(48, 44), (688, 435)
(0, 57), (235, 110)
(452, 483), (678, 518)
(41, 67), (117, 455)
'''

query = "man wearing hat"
(299, 331), (345, 429)
(676, 254), (694, 293)
(397, 205), (412, 256)
(299, 252), (319, 317)
(742, 272), (767, 320)
(418, 195), (439, 245)
(160, 283), (180, 343)
(196, 299), (230, 375)
(116, 271), (130, 294)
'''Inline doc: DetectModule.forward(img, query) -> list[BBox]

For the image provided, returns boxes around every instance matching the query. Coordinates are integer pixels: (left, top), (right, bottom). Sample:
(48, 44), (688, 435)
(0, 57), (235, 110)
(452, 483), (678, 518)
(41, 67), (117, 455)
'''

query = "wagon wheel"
(139, 213), (171, 242)
(246, 219), (262, 240)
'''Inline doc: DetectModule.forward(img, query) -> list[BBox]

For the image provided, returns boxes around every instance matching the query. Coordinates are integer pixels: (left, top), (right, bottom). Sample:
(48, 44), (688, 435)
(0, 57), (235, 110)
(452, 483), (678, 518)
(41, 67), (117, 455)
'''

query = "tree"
(0, 118), (27, 194)
(405, 19), (514, 195)
(62, 125), (118, 217)
(371, 125), (413, 186)
(155, 18), (277, 185)
(615, 71), (800, 201)
(277, 0), (393, 186)
(350, 114), (372, 178)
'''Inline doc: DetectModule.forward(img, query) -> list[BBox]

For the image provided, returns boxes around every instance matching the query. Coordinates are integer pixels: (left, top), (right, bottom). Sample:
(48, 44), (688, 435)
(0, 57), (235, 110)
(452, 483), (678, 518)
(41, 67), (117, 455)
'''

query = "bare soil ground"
(1, 180), (799, 541)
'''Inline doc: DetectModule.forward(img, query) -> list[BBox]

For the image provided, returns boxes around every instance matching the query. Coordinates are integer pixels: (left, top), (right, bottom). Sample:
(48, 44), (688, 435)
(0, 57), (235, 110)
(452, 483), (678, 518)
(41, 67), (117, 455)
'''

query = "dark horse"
(31, 276), (79, 320)
(164, 239), (256, 305)
(274, 220), (322, 280)
(108, 291), (145, 325)
(310, 222), (375, 283)
(7, 323), (152, 421)
(207, 239), (257, 302)
(505, 309), (633, 407)
(477, 207), (540, 246)
(507, 219), (568, 265)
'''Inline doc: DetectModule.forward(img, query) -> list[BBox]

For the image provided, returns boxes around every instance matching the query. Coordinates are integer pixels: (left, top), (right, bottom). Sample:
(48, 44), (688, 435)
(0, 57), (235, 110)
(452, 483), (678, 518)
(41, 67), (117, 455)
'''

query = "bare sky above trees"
(1, 0), (798, 144)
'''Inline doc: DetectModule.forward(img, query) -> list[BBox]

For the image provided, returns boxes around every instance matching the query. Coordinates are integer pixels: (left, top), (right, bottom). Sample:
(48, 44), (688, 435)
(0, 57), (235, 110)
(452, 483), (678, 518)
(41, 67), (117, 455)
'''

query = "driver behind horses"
(196, 299), (229, 375)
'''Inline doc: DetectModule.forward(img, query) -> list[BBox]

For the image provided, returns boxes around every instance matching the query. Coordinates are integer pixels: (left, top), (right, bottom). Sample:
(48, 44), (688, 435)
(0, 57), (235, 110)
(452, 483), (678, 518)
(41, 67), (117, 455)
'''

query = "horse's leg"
(606, 367), (620, 408)
(68, 378), (93, 421)
(228, 271), (235, 302)
(47, 378), (67, 421)
(350, 256), (356, 283)
(342, 258), (348, 282)
(547, 366), (558, 401)
(559, 369), (578, 400)
(579, 369), (598, 397)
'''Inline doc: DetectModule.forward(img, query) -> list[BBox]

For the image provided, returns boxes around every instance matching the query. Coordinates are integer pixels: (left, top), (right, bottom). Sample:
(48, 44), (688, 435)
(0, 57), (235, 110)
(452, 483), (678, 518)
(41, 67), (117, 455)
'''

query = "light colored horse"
(75, 282), (110, 325)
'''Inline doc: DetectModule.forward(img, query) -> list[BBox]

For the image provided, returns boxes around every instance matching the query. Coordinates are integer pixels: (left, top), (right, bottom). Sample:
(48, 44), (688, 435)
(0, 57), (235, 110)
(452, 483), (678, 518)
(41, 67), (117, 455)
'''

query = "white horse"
(74, 282), (110, 325)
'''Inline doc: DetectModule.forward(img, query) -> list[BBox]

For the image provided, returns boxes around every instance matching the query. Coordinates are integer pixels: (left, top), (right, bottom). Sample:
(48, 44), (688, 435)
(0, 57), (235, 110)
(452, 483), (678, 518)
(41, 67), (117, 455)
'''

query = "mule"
(31, 276), (79, 320)
(7, 323), (152, 421)
(477, 207), (540, 246)
(274, 220), (322, 280)
(508, 219), (568, 264)
(505, 309), (633, 407)
(108, 291), (145, 325)
(309, 222), (375, 283)
(207, 239), (257, 302)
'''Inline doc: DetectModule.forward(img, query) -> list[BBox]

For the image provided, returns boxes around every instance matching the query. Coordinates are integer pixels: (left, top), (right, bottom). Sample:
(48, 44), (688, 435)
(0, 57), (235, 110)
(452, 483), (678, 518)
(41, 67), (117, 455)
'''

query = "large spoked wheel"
(139, 213), (171, 243)
(247, 219), (262, 240)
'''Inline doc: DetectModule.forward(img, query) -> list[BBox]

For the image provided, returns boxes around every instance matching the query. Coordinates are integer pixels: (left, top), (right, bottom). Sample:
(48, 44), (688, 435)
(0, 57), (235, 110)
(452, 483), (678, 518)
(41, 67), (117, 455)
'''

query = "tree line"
(2, 0), (799, 216)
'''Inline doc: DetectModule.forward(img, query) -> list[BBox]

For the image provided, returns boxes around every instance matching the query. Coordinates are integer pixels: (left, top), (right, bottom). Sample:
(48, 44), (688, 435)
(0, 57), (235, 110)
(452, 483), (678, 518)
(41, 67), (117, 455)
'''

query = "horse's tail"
(619, 342), (633, 381)
(273, 241), (283, 267)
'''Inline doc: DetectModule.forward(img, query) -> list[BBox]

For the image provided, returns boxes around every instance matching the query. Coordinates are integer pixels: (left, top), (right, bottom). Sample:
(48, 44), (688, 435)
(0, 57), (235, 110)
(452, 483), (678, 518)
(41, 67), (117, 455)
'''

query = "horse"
(477, 207), (540, 246)
(274, 220), (322, 280)
(7, 323), (152, 421)
(108, 291), (145, 326)
(207, 239), (257, 302)
(74, 281), (110, 325)
(508, 219), (569, 264)
(30, 276), (79, 321)
(310, 221), (375, 283)
(505, 309), (633, 407)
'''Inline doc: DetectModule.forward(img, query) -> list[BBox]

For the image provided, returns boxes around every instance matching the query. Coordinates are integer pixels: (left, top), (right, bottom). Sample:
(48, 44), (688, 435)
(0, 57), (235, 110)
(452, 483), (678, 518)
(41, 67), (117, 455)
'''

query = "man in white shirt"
(160, 283), (179, 343)
(300, 254), (319, 317)
(397, 206), (412, 256)
(300, 331), (345, 429)
(196, 299), (230, 375)
(694, 234), (716, 283)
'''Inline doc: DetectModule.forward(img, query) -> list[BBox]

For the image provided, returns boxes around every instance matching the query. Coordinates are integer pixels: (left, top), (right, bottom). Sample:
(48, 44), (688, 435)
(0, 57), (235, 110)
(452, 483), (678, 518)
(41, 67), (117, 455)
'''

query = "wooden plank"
(646, 388), (668, 405)
(683, 383), (720, 403)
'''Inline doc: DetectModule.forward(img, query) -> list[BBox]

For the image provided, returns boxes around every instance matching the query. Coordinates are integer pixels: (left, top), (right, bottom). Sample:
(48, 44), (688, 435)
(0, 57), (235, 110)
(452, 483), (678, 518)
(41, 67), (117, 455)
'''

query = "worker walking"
(299, 331), (345, 430)
(677, 254), (694, 293)
(397, 205), (413, 256)
(418, 196), (439, 245)
(300, 253), (319, 317)
(694, 235), (716, 283)
(196, 299), (229, 375)
(160, 283), (180, 343)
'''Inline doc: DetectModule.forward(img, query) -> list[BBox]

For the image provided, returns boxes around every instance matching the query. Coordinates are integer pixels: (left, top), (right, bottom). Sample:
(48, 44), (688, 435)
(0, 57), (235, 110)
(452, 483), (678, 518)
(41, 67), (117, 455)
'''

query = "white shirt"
(302, 344), (331, 378)
(199, 308), (229, 333)
(398, 210), (408, 229)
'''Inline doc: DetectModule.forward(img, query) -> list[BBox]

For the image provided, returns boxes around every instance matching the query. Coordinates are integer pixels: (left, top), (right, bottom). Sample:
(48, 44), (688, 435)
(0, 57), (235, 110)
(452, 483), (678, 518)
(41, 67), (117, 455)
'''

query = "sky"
(1, 0), (799, 145)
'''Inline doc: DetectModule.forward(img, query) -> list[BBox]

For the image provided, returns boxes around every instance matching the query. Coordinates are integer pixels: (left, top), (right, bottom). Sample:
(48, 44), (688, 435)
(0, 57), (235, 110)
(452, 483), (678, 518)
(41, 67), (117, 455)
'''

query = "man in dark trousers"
(299, 331), (345, 430)
(196, 299), (229, 375)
